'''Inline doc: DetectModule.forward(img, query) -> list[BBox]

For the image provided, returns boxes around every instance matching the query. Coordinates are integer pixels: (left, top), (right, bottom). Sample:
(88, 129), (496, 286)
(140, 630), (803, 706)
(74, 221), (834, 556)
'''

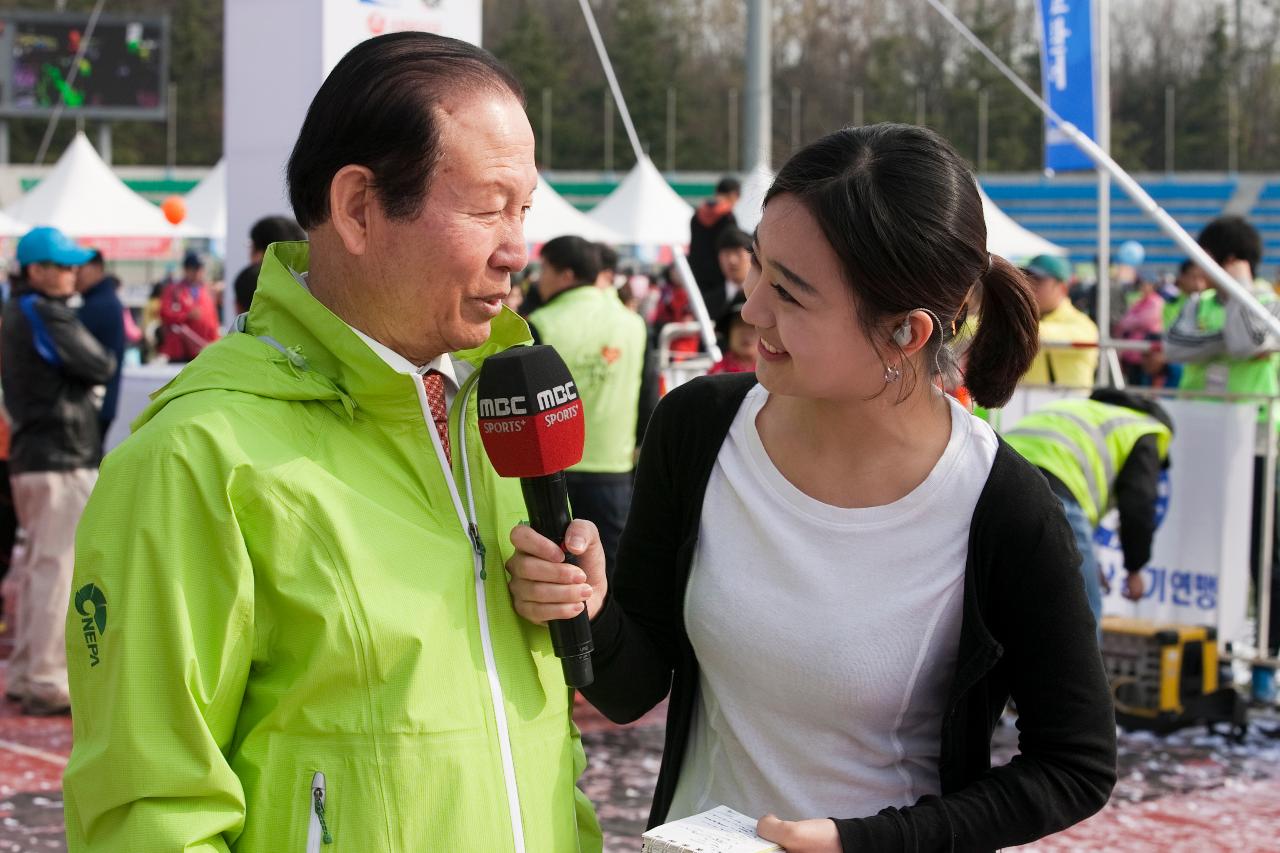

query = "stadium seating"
(980, 177), (1239, 273)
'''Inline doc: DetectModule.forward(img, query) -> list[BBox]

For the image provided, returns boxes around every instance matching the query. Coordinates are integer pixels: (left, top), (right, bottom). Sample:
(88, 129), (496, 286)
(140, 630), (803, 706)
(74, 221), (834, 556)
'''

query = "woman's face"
(740, 194), (893, 401)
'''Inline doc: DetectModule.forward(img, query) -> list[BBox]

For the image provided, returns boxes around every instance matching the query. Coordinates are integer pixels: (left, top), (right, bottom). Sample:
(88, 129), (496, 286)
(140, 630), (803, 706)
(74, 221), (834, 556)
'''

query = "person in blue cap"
(1, 226), (117, 715)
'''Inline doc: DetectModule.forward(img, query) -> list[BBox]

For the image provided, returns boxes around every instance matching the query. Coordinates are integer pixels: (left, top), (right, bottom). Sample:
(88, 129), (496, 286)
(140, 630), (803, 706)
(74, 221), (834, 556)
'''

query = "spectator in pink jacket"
(1115, 277), (1165, 384)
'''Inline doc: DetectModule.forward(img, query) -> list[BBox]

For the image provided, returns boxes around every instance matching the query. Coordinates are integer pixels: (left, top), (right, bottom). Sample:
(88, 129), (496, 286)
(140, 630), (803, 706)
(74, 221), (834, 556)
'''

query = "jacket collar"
(244, 241), (532, 421)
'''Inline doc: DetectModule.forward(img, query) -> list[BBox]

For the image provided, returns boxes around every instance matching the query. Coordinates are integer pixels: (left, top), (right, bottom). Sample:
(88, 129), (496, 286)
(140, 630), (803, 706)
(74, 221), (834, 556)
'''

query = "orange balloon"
(161, 195), (186, 225)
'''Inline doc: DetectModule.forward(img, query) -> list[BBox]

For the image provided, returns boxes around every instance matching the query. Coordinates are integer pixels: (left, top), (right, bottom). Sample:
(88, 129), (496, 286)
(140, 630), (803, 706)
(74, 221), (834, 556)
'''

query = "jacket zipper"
(306, 771), (332, 852)
(416, 374), (527, 853)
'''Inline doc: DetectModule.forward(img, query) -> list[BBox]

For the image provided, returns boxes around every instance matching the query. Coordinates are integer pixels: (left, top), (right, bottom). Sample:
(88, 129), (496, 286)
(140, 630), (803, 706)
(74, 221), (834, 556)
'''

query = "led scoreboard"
(0, 12), (168, 119)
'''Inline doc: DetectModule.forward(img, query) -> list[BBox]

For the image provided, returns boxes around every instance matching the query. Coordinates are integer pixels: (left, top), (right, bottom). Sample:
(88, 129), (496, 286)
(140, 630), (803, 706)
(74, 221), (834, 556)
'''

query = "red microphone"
(478, 345), (594, 687)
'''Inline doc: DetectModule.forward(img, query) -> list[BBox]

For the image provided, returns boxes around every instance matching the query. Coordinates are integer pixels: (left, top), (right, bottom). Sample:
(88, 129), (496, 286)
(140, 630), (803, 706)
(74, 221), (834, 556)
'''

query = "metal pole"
(167, 82), (178, 175)
(790, 86), (801, 152)
(666, 87), (676, 172)
(743, 0), (772, 171)
(854, 86), (864, 127)
(541, 88), (552, 169)
(915, 88), (926, 126)
(577, 0), (643, 164)
(728, 88), (739, 172)
(604, 92), (613, 173)
(1261, 398), (1277, 659)
(978, 89), (989, 173)
(1164, 84), (1175, 174)
(97, 123), (112, 166)
(1228, 86), (1239, 173)
(1096, 0), (1112, 385)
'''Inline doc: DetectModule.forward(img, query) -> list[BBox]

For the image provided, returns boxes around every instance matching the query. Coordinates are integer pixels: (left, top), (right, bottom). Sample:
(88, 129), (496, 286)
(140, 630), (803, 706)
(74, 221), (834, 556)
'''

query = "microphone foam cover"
(477, 345), (586, 478)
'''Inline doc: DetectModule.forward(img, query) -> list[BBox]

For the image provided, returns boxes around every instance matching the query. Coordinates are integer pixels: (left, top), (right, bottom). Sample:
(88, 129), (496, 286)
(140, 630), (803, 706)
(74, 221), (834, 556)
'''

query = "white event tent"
(180, 159), (227, 240)
(525, 174), (623, 245)
(980, 187), (1066, 261)
(586, 157), (694, 246)
(0, 209), (29, 238)
(3, 132), (178, 257)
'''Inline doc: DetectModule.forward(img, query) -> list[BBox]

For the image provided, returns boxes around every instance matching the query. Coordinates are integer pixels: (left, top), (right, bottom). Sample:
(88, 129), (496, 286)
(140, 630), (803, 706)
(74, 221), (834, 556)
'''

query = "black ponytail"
(964, 256), (1039, 408)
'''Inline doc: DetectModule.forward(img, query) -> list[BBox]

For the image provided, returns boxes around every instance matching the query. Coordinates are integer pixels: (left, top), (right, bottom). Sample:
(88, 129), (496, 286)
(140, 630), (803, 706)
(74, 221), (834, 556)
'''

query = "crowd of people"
(0, 28), (1277, 853)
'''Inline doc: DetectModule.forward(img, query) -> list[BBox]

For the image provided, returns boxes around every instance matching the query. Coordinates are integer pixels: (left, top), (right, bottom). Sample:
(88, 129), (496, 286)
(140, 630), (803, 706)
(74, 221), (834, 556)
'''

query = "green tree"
(494, 2), (562, 168)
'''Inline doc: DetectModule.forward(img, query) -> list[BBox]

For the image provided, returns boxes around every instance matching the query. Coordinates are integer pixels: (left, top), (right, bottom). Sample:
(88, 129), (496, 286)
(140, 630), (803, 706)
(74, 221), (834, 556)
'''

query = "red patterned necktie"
(422, 370), (451, 466)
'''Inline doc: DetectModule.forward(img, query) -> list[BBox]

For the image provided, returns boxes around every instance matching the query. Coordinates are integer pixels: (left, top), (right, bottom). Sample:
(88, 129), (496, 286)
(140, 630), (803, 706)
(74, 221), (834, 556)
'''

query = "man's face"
(1177, 265), (1207, 296)
(718, 246), (751, 284)
(535, 263), (575, 300)
(363, 90), (536, 358)
(28, 262), (77, 298)
(76, 262), (104, 292)
(1030, 274), (1067, 315)
(184, 265), (205, 284)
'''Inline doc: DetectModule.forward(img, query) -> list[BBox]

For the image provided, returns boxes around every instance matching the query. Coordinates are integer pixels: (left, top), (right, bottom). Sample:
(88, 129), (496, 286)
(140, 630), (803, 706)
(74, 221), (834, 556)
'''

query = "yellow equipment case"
(1101, 616), (1245, 737)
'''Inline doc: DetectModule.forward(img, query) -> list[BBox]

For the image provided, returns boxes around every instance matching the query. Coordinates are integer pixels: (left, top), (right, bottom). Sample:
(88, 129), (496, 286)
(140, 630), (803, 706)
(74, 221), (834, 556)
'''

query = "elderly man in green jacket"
(63, 33), (602, 853)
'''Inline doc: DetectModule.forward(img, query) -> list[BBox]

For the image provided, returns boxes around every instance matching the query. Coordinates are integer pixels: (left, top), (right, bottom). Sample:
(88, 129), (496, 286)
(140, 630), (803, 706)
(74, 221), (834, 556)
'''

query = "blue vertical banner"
(1036, 0), (1098, 172)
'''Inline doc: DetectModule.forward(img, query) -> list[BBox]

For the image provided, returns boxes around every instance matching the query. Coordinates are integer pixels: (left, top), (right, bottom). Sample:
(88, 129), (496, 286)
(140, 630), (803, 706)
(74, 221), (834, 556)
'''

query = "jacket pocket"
(306, 770), (333, 852)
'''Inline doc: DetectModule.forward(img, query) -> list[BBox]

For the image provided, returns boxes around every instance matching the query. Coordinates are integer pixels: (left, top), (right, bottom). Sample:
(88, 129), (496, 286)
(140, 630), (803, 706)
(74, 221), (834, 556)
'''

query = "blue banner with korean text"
(1036, 0), (1097, 172)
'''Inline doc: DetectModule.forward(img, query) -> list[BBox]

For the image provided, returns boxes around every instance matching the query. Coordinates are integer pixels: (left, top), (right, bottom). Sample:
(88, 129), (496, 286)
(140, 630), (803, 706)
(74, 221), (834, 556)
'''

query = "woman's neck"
(756, 384), (955, 508)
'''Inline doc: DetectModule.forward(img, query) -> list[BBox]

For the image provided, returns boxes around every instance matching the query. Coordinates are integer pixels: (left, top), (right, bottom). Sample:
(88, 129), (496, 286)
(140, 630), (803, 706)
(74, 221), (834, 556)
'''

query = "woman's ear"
(893, 310), (935, 355)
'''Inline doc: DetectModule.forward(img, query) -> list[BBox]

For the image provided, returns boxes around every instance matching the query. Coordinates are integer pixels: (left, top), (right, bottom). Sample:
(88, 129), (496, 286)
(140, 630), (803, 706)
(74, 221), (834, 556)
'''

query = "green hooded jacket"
(63, 242), (603, 853)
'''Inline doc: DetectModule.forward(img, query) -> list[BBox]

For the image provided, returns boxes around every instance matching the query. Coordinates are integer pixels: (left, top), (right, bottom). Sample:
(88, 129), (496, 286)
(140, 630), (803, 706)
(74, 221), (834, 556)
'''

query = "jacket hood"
(135, 241), (532, 430)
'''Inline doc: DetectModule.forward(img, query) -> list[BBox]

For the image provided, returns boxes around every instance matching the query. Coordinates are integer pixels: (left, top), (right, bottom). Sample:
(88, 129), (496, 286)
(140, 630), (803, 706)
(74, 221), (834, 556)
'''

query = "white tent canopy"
(4, 132), (177, 238)
(0, 209), (28, 238)
(525, 174), (623, 245)
(732, 162), (774, 233)
(586, 156), (694, 246)
(180, 159), (227, 240)
(981, 187), (1066, 260)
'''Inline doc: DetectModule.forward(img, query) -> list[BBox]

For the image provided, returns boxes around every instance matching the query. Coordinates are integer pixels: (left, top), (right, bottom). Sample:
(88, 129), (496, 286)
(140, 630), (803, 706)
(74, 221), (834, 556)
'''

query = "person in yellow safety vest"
(1163, 215), (1280, 654)
(1020, 254), (1100, 388)
(1005, 389), (1173, 638)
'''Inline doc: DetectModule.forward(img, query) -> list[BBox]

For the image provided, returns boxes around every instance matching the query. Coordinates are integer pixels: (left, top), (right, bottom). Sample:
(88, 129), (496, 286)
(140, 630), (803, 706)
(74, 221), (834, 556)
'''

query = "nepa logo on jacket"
(74, 583), (107, 667)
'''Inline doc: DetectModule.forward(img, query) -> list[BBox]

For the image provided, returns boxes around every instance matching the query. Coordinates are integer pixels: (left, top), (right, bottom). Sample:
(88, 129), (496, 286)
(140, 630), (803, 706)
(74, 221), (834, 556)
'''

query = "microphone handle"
(520, 472), (595, 688)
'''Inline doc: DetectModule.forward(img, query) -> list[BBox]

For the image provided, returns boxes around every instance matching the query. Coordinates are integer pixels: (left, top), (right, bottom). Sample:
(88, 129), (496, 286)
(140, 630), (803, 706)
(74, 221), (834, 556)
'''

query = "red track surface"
(4, 631), (1280, 851)
(1019, 777), (1280, 852)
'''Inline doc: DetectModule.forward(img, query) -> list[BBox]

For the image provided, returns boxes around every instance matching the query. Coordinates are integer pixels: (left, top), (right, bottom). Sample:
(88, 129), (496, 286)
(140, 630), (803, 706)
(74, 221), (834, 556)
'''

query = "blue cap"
(182, 250), (203, 269)
(16, 226), (94, 267)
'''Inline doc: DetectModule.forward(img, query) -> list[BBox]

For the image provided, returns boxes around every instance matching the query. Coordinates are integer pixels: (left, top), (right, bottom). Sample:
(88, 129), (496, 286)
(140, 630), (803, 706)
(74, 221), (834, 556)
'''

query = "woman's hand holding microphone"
(507, 518), (608, 625)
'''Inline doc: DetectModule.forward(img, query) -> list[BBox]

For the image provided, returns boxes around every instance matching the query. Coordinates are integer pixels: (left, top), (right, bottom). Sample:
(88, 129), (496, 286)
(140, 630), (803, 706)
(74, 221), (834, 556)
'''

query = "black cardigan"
(582, 373), (1116, 852)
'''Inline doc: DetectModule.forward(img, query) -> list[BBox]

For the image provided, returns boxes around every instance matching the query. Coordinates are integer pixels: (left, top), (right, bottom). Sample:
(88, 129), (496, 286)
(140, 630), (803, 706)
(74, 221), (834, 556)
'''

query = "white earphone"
(893, 316), (914, 347)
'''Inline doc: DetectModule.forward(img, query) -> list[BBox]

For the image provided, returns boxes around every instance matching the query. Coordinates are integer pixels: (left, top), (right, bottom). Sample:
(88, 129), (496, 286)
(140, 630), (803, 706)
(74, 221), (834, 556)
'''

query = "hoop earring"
(883, 363), (902, 384)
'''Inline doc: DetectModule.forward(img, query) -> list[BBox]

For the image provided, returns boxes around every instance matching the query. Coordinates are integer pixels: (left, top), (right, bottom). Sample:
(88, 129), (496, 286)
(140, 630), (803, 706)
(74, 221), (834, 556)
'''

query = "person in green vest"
(1163, 215), (1280, 654)
(529, 235), (655, 578)
(1161, 259), (1208, 331)
(61, 33), (602, 853)
(1005, 389), (1174, 637)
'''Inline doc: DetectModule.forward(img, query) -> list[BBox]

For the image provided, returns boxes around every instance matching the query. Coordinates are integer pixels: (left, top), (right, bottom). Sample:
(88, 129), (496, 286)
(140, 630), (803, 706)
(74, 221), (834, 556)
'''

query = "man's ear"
(328, 165), (376, 256)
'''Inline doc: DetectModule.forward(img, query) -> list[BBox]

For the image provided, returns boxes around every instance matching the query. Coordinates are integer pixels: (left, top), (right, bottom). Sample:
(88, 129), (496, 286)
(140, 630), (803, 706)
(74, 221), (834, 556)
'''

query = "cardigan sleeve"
(581, 380), (698, 723)
(833, 462), (1117, 851)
